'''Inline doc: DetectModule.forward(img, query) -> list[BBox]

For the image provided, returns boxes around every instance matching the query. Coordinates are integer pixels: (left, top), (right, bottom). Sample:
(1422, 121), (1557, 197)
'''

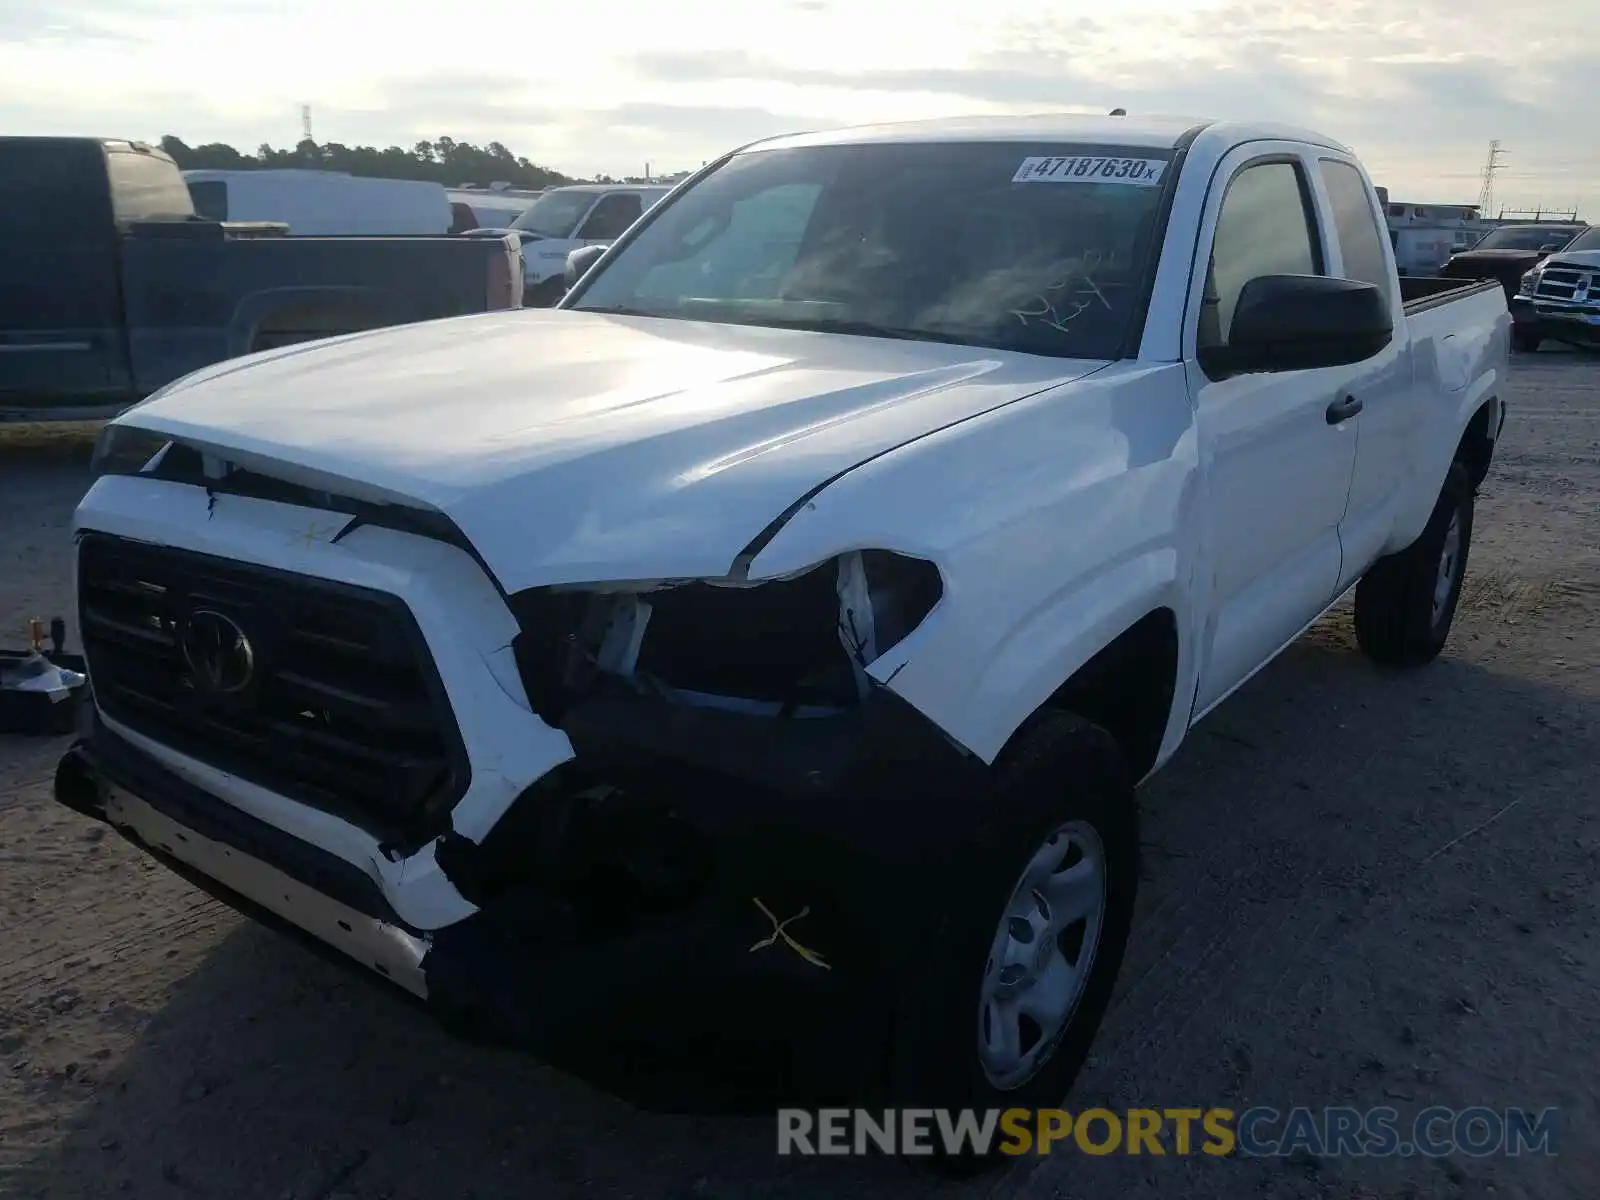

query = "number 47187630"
(1012, 156), (1168, 186)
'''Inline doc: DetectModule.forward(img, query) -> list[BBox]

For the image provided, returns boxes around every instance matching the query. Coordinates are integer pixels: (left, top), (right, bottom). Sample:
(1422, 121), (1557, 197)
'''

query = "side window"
(106, 150), (193, 224)
(1201, 161), (1322, 349)
(187, 180), (229, 221)
(577, 193), (643, 240)
(1318, 160), (1390, 291)
(634, 183), (823, 302)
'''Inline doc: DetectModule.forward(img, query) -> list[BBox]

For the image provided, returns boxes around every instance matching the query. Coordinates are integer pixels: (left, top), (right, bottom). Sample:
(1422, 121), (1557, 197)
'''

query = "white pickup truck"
(463, 182), (673, 305)
(58, 113), (1508, 1138)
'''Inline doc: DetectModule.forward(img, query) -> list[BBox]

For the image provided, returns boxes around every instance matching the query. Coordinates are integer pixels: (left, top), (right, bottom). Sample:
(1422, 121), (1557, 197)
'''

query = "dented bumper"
(57, 689), (985, 1076)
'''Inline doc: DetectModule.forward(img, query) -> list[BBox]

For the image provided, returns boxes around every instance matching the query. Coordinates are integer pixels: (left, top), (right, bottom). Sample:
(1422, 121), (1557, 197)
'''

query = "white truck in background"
(447, 186), (543, 231)
(59, 113), (1508, 1157)
(462, 182), (672, 304)
(183, 169), (454, 236)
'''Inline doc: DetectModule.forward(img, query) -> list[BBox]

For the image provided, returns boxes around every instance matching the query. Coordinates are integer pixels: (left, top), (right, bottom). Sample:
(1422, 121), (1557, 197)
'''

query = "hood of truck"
(118, 309), (1107, 591)
(1540, 249), (1600, 271)
(1444, 248), (1544, 277)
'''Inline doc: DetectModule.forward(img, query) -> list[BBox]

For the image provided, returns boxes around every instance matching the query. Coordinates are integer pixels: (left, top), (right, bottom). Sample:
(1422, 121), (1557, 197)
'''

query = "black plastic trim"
(1400, 276), (1501, 317)
(1114, 121), (1211, 361)
(76, 532), (473, 852)
(63, 717), (416, 932)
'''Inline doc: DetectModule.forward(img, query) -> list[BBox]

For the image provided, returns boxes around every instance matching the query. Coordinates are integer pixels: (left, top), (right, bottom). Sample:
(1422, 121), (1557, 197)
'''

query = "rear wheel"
(884, 713), (1139, 1168)
(1353, 463), (1474, 667)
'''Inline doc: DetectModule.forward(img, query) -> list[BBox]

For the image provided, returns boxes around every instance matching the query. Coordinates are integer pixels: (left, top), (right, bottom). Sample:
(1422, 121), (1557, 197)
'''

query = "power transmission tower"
(1477, 140), (1506, 214)
(301, 104), (314, 144)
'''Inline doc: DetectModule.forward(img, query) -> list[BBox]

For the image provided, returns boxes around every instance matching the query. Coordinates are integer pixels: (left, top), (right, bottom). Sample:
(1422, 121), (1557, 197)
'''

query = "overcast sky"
(3, 0), (1594, 213)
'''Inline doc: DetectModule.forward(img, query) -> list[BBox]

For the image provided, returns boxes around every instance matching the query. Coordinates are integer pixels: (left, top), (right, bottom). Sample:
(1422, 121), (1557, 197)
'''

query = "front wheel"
(885, 713), (1139, 1167)
(1511, 326), (1542, 353)
(1353, 463), (1475, 667)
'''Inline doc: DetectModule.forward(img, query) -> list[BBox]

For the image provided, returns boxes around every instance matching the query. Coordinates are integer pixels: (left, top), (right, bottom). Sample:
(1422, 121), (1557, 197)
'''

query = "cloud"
(627, 29), (1600, 209)
(0, 0), (1596, 207)
(598, 102), (839, 144)
(1, 0), (280, 44)
(294, 74), (837, 173)
(1, 0), (144, 43)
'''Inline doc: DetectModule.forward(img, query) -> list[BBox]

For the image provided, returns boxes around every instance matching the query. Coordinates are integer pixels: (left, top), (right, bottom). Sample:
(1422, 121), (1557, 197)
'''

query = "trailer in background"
(1383, 199), (1490, 275)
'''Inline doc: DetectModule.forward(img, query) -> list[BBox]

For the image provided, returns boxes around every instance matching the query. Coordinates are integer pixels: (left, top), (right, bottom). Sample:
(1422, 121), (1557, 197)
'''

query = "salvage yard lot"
(1, 351), (1596, 1200)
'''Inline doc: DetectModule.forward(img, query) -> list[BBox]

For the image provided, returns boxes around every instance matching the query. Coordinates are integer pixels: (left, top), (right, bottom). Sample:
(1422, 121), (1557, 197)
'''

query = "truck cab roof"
(751, 113), (1351, 155)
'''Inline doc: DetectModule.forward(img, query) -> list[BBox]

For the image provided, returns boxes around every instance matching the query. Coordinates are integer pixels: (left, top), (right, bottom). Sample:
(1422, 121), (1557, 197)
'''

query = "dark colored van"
(0, 137), (523, 421)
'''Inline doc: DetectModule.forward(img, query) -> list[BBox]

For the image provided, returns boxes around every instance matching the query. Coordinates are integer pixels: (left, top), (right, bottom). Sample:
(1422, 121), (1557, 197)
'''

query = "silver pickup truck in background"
(0, 137), (524, 422)
(1509, 226), (1600, 351)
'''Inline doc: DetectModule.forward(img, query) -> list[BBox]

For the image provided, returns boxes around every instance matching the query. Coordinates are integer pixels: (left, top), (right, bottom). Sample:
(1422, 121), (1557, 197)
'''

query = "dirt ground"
(0, 351), (1596, 1200)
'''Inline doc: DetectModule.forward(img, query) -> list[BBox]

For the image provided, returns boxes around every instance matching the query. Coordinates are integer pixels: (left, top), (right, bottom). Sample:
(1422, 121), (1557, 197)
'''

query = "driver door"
(1187, 147), (1359, 714)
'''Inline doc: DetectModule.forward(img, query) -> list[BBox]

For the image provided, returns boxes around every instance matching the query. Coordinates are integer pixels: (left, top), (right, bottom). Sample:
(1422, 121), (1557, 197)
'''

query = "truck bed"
(119, 227), (520, 382)
(2, 203), (521, 423)
(1399, 275), (1503, 314)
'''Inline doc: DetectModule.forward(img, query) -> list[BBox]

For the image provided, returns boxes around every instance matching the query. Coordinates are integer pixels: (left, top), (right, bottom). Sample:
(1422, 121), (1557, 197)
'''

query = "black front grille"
(1535, 267), (1588, 301)
(77, 533), (470, 846)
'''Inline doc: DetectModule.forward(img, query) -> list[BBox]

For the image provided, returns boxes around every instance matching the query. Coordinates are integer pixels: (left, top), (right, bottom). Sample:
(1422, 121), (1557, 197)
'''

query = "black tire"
(1511, 327), (1542, 353)
(884, 711), (1139, 1169)
(1353, 462), (1474, 668)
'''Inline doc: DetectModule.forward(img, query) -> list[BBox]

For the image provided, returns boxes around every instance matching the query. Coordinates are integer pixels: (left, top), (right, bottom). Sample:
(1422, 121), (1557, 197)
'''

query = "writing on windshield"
(569, 141), (1175, 360)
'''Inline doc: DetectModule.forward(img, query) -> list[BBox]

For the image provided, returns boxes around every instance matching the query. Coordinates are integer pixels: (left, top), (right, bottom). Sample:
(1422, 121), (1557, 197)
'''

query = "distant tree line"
(157, 135), (577, 189)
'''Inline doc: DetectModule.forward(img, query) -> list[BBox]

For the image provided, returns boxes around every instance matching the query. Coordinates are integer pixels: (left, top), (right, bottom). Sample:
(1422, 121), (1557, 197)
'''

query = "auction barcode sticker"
(1013, 156), (1168, 186)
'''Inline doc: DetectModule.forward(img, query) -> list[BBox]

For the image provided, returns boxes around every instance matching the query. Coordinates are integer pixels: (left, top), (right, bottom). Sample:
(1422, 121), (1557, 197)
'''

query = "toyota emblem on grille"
(181, 609), (255, 694)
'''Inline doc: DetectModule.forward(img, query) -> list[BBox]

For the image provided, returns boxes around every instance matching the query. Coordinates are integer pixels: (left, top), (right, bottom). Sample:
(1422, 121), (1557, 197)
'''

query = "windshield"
(568, 141), (1176, 359)
(1561, 227), (1600, 253)
(1473, 226), (1581, 251)
(511, 189), (597, 238)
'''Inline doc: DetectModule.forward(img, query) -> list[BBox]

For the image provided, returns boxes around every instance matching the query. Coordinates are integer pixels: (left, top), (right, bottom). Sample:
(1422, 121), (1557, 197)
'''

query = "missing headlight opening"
(436, 551), (944, 932)
(508, 551), (942, 725)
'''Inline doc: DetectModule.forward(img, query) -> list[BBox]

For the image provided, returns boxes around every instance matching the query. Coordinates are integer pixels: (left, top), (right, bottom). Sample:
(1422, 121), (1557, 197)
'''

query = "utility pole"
(1477, 140), (1506, 215)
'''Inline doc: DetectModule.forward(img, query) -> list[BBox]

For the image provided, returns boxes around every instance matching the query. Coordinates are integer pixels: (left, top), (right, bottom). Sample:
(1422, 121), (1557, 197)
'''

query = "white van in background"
(183, 170), (454, 236)
(449, 187), (542, 231)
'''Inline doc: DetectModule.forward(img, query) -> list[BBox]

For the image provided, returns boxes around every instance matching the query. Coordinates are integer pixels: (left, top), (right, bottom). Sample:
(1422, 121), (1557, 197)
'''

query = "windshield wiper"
(572, 308), (1066, 356)
(575, 304), (669, 318)
(731, 315), (979, 347)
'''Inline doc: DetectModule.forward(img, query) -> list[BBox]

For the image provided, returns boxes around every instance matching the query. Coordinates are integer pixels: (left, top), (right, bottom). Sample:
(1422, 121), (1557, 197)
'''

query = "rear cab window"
(105, 148), (194, 224)
(187, 179), (229, 221)
(1318, 159), (1392, 294)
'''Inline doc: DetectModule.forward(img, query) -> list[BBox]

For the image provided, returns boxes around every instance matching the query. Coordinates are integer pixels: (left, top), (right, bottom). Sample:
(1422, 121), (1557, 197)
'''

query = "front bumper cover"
(57, 689), (989, 1098)
(1512, 295), (1600, 343)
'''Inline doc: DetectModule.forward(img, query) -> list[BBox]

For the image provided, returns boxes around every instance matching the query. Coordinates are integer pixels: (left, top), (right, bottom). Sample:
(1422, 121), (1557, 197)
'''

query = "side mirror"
(1539, 242), (1564, 253)
(565, 244), (608, 290)
(1200, 274), (1393, 376)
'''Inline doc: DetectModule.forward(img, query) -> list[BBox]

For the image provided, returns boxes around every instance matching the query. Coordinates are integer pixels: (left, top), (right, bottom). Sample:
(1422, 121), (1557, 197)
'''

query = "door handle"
(1326, 394), (1363, 425)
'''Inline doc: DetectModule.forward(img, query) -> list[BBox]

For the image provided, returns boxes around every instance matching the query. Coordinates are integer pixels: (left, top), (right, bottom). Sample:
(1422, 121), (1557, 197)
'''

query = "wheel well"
(1455, 399), (1497, 489)
(1041, 608), (1178, 780)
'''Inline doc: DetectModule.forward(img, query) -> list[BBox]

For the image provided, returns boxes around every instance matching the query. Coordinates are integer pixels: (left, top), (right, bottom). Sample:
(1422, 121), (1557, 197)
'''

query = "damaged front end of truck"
(417, 547), (996, 1085)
